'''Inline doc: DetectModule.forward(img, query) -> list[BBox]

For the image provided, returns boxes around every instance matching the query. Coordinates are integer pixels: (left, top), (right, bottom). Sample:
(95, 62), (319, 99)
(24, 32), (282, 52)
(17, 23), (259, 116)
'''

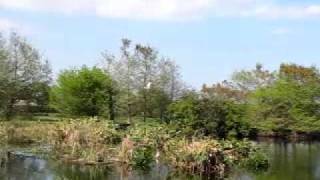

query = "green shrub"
(132, 145), (155, 170)
(50, 66), (116, 118)
(243, 150), (269, 171)
(221, 140), (269, 171)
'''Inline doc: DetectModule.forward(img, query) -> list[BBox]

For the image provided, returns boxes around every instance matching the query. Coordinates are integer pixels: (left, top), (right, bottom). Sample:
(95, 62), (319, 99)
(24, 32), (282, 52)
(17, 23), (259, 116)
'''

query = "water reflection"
(0, 153), (205, 180)
(1, 141), (320, 180)
(230, 141), (320, 180)
(0, 153), (53, 180)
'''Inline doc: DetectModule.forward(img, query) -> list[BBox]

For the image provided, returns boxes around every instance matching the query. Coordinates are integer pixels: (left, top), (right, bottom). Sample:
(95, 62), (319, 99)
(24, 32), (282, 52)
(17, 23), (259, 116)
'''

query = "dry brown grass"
(0, 119), (121, 163)
(164, 138), (227, 178)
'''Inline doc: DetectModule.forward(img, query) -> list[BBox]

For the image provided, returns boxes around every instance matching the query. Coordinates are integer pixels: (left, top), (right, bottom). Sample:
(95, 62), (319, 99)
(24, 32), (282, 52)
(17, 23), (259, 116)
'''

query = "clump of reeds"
(117, 136), (155, 169)
(163, 138), (227, 178)
(49, 118), (121, 163)
(1, 121), (52, 144)
(118, 137), (134, 164)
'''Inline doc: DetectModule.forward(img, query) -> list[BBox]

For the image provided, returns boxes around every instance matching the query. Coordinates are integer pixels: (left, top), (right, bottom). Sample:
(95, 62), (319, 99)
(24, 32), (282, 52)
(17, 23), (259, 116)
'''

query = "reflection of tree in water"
(0, 152), (51, 180)
(0, 151), (206, 180)
(0, 150), (8, 174)
(52, 163), (111, 180)
(0, 152), (112, 180)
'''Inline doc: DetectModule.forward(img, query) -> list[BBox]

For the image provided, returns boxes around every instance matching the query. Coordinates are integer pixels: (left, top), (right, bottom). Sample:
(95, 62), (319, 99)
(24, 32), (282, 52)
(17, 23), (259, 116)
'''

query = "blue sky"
(1, 0), (320, 88)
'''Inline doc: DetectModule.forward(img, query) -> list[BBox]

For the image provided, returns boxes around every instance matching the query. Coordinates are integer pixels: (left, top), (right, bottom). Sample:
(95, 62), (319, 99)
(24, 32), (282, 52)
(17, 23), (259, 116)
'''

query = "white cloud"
(0, 0), (214, 20)
(247, 4), (320, 19)
(95, 0), (212, 20)
(1, 0), (320, 20)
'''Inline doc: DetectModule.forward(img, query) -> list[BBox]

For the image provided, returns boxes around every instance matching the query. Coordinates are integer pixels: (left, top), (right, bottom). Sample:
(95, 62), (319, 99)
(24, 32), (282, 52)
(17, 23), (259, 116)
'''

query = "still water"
(1, 141), (320, 180)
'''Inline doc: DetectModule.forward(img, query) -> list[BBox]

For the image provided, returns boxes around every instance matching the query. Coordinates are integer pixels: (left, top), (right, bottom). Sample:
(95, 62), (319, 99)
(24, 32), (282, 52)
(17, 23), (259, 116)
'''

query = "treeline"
(193, 63), (320, 138)
(0, 33), (186, 122)
(51, 39), (186, 122)
(1, 32), (320, 138)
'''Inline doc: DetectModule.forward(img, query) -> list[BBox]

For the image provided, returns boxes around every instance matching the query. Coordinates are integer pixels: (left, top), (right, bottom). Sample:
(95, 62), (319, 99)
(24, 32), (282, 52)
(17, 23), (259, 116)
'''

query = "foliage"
(0, 32), (52, 119)
(50, 66), (116, 117)
(248, 65), (320, 133)
(231, 63), (276, 92)
(0, 119), (269, 176)
(132, 145), (155, 169)
(102, 39), (185, 122)
(168, 91), (250, 139)
(221, 140), (268, 170)
(0, 121), (53, 144)
(163, 138), (268, 177)
(163, 138), (227, 178)
(243, 150), (269, 171)
(128, 120), (173, 148)
(167, 92), (201, 137)
(50, 119), (121, 162)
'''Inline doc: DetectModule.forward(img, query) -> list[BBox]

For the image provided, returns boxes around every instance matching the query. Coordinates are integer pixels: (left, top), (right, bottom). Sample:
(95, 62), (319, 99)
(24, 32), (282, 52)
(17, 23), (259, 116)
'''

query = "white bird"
(145, 82), (152, 89)
(155, 150), (160, 164)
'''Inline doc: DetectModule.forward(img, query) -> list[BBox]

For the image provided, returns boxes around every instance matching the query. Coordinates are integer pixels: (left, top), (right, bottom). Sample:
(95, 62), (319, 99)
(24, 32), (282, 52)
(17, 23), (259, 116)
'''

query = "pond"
(231, 140), (320, 180)
(1, 140), (320, 180)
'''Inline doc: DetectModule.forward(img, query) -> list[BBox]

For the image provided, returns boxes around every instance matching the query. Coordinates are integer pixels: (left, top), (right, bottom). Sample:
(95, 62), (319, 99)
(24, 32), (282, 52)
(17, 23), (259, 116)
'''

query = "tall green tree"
(50, 66), (116, 118)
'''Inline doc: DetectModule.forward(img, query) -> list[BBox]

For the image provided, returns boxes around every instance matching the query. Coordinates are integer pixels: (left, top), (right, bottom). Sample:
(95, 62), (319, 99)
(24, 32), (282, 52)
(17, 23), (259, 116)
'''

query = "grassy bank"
(0, 119), (268, 178)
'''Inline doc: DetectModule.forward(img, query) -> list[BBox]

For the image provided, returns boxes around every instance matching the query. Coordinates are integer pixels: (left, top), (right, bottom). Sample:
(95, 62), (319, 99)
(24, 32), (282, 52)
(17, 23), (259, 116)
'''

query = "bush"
(168, 93), (250, 139)
(132, 145), (155, 170)
(221, 140), (269, 171)
(50, 66), (116, 118)
(243, 150), (269, 171)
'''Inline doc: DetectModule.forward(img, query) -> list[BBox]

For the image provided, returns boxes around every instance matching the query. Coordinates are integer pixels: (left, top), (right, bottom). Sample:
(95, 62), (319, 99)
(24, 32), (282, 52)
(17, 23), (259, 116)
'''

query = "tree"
(202, 81), (246, 102)
(102, 39), (139, 122)
(168, 91), (200, 136)
(135, 44), (158, 121)
(50, 66), (116, 118)
(232, 63), (276, 93)
(0, 32), (52, 119)
(280, 63), (319, 83)
(248, 64), (320, 133)
(168, 89), (249, 139)
(101, 39), (185, 121)
(0, 35), (10, 116)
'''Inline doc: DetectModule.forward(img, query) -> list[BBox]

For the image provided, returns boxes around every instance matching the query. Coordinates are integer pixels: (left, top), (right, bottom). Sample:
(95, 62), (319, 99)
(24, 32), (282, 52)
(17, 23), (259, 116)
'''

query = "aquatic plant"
(0, 121), (52, 144)
(221, 140), (269, 171)
(163, 138), (227, 178)
(0, 119), (269, 176)
(163, 138), (269, 177)
(128, 120), (173, 148)
(131, 144), (154, 169)
(241, 149), (269, 171)
(49, 118), (121, 163)
(117, 136), (155, 170)
(118, 137), (134, 164)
